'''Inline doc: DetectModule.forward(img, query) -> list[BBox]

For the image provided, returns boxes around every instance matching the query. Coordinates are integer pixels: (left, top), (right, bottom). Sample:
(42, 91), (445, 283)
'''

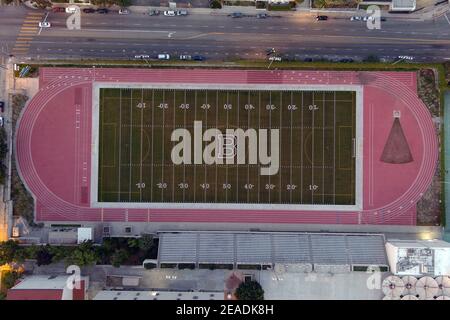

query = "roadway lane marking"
(445, 14), (450, 25)
(12, 12), (44, 55)
(80, 28), (172, 33)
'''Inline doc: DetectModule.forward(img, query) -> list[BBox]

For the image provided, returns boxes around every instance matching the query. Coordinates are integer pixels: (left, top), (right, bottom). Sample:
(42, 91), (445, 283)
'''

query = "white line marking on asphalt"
(445, 14), (450, 25)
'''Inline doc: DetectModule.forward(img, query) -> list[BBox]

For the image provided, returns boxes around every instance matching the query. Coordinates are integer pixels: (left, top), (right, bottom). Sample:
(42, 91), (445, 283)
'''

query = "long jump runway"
(15, 68), (438, 225)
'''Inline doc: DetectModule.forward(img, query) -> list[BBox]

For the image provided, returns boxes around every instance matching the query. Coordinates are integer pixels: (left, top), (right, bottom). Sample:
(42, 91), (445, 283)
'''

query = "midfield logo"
(171, 121), (280, 176)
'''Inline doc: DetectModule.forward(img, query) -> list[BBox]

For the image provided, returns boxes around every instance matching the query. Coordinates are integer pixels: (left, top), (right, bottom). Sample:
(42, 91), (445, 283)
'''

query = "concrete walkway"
(444, 90), (450, 242)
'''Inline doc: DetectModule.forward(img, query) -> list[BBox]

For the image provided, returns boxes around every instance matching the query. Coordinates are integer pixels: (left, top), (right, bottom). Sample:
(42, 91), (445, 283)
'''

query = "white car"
(65, 6), (78, 13)
(163, 10), (176, 16)
(119, 9), (129, 15)
(268, 56), (282, 62)
(0, 117), (4, 127)
(350, 16), (361, 21)
(362, 16), (375, 22)
(398, 55), (414, 61)
(158, 54), (170, 60)
(38, 21), (51, 28)
(135, 54), (150, 59)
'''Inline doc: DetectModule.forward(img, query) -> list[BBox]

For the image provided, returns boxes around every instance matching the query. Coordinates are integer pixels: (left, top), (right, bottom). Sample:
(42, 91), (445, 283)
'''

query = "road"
(1, 6), (450, 62)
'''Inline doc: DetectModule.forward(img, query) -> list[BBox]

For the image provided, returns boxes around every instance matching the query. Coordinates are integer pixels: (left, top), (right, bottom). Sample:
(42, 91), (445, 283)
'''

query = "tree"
(0, 240), (20, 265)
(111, 249), (129, 268)
(138, 234), (154, 251)
(1, 271), (19, 290)
(209, 0), (222, 9)
(36, 247), (53, 266)
(235, 280), (264, 300)
(67, 241), (99, 267)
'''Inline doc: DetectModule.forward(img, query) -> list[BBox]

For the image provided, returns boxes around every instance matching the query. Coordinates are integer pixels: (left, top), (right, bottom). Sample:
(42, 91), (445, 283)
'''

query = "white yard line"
(268, 92), (272, 203)
(322, 92), (325, 204)
(333, 91), (336, 205)
(247, 91), (251, 204)
(300, 92), (304, 204)
(258, 91), (261, 204)
(183, 90), (187, 202)
(161, 90), (165, 202)
(118, 89), (122, 201)
(205, 91), (208, 203)
(129, 90), (133, 201)
(311, 93), (315, 204)
(139, 89), (144, 202)
(225, 91), (228, 203)
(193, 91), (197, 202)
(279, 91), (282, 202)
(236, 91), (239, 202)
(215, 90), (218, 203)
(150, 90), (154, 201)
(290, 91), (293, 204)
(173, 90), (176, 203)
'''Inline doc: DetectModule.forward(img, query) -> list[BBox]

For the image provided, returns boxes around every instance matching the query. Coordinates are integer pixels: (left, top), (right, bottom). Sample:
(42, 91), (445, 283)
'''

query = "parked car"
(82, 8), (95, 13)
(52, 7), (65, 13)
(268, 56), (282, 62)
(192, 55), (205, 61)
(0, 101), (4, 113)
(266, 48), (276, 55)
(316, 15), (328, 21)
(303, 57), (313, 62)
(118, 9), (129, 15)
(158, 54), (170, 60)
(339, 58), (354, 63)
(179, 55), (192, 60)
(163, 10), (176, 17)
(38, 21), (51, 28)
(398, 55), (414, 61)
(65, 6), (78, 13)
(350, 16), (361, 21)
(0, 117), (4, 127)
(381, 17), (387, 21)
(363, 16), (376, 21)
(176, 10), (188, 16)
(231, 12), (243, 18)
(148, 10), (160, 16)
(256, 13), (268, 19)
(135, 54), (150, 59)
(96, 8), (109, 14)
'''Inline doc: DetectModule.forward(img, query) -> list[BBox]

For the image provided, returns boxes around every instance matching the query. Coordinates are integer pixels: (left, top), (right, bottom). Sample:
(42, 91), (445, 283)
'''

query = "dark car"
(316, 15), (328, 21)
(148, 10), (160, 16)
(380, 17), (386, 21)
(83, 8), (95, 13)
(339, 58), (354, 63)
(0, 101), (4, 113)
(192, 55), (205, 61)
(231, 12), (243, 18)
(52, 7), (65, 13)
(303, 58), (313, 62)
(266, 48), (276, 55)
(256, 13), (268, 19)
(97, 8), (109, 14)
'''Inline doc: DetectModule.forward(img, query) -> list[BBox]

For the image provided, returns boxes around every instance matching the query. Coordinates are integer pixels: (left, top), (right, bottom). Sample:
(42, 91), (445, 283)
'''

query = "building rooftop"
(93, 290), (224, 300)
(386, 240), (450, 276)
(158, 231), (388, 269)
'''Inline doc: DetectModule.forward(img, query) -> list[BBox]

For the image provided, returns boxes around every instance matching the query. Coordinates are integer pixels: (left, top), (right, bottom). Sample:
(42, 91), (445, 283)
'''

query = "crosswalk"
(11, 11), (44, 56)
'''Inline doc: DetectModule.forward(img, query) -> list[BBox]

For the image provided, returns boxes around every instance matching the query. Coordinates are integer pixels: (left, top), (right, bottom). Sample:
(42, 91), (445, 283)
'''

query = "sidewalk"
(444, 90), (450, 242)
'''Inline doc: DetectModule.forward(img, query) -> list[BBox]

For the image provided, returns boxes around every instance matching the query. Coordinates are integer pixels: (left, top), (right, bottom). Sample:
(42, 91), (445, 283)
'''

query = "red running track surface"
(15, 68), (438, 225)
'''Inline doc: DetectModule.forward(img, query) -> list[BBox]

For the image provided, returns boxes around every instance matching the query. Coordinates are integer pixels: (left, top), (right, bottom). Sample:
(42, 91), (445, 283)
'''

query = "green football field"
(97, 88), (356, 205)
